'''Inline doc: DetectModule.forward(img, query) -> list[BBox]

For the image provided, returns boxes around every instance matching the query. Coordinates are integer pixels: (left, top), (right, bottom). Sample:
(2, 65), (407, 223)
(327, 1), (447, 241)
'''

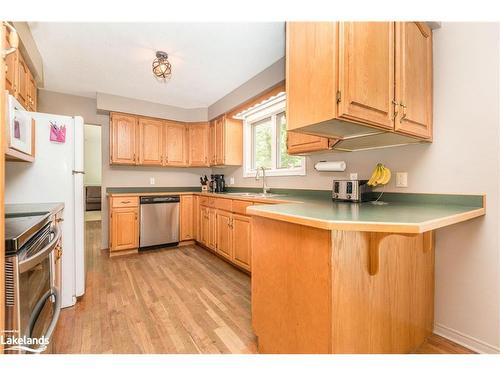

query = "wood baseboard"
(108, 248), (138, 258)
(434, 324), (500, 354)
(178, 240), (195, 246)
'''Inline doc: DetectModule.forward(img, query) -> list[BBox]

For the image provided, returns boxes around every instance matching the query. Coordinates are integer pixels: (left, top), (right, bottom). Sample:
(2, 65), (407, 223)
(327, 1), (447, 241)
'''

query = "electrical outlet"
(230, 177), (235, 185)
(350, 173), (358, 180)
(149, 177), (155, 185)
(396, 172), (408, 188)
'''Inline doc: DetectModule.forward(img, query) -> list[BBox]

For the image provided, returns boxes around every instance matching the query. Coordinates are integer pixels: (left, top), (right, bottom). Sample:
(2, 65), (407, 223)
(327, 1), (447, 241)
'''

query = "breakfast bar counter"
(246, 192), (486, 354)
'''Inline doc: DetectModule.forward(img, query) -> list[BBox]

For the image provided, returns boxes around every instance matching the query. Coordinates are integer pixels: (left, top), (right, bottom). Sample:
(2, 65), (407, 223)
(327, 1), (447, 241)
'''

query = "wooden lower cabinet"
(197, 199), (255, 272)
(216, 210), (233, 260)
(109, 207), (139, 252)
(180, 195), (194, 241)
(208, 207), (217, 250)
(200, 206), (210, 247)
(232, 214), (251, 271)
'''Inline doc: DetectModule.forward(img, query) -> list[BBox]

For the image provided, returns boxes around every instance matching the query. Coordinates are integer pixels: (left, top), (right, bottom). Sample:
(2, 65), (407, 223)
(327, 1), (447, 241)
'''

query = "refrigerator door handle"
(72, 170), (85, 174)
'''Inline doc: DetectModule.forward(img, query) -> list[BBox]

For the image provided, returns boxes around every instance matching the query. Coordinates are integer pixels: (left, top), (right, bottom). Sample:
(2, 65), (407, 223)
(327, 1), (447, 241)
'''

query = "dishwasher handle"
(140, 196), (180, 204)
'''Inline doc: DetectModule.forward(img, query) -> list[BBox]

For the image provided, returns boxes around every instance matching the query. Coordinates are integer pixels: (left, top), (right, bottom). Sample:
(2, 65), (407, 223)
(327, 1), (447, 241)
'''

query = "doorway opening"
(84, 124), (102, 222)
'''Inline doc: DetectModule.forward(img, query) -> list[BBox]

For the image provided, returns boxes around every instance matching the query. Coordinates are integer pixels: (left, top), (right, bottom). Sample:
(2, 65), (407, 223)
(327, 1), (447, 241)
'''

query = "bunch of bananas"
(367, 163), (391, 186)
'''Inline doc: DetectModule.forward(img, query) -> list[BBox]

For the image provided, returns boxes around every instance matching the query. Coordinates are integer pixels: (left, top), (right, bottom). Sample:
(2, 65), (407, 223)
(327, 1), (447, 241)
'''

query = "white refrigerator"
(5, 97), (85, 308)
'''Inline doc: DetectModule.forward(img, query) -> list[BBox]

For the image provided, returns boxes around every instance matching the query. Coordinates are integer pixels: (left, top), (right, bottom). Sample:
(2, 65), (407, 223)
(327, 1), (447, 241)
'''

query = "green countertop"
(106, 187), (485, 233)
(246, 192), (485, 233)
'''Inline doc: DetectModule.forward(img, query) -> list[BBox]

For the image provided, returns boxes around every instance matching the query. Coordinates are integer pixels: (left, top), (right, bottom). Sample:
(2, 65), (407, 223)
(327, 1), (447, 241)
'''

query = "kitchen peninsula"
(247, 193), (485, 354)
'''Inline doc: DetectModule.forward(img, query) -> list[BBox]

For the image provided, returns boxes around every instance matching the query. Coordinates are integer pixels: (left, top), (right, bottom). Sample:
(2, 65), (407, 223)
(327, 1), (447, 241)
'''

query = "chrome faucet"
(255, 166), (270, 195)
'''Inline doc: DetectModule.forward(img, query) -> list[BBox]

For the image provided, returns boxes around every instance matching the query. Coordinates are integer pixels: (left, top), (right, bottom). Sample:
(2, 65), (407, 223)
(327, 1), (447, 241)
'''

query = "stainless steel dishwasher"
(139, 196), (180, 249)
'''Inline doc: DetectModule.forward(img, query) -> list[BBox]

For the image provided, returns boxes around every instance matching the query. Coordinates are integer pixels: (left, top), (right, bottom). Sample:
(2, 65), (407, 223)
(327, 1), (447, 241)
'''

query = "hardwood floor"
(52, 221), (475, 354)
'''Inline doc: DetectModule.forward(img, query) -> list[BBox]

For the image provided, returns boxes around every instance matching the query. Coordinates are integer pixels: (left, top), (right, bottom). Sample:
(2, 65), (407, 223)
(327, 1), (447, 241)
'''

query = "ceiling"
(29, 22), (285, 108)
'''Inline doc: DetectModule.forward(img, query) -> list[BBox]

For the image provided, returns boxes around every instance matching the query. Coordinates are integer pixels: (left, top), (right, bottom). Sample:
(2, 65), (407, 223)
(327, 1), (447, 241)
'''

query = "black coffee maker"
(213, 174), (226, 193)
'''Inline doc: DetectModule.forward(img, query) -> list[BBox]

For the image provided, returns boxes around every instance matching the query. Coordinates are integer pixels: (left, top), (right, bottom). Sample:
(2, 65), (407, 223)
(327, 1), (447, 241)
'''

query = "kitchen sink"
(224, 192), (285, 198)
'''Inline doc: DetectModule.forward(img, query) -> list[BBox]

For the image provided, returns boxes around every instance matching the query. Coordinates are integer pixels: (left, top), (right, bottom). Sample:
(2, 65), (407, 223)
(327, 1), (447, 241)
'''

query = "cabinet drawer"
(208, 197), (217, 207)
(199, 196), (209, 206)
(232, 200), (253, 215)
(215, 198), (232, 211)
(111, 196), (139, 208)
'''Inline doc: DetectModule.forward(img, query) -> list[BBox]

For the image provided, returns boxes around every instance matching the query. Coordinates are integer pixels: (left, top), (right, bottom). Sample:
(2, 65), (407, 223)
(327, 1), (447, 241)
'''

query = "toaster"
(332, 179), (373, 202)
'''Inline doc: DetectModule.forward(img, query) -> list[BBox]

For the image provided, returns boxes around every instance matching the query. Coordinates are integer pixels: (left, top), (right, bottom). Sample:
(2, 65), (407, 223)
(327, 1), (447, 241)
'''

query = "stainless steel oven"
(4, 215), (62, 354)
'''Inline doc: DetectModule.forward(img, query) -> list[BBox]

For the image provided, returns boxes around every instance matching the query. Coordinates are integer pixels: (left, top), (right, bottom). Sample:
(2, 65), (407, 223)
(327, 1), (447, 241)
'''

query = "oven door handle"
(18, 224), (61, 274)
(25, 286), (61, 353)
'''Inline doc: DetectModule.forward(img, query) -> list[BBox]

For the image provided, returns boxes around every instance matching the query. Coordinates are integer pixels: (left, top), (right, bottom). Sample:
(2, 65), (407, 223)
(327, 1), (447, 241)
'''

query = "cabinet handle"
(121, 200), (131, 204)
(392, 100), (399, 121)
(399, 103), (407, 122)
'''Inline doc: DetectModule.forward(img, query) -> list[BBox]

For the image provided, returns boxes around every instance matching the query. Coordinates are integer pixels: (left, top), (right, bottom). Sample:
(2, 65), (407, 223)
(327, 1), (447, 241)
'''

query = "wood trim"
(225, 81), (285, 119)
(1, 24), (6, 354)
(108, 248), (138, 258)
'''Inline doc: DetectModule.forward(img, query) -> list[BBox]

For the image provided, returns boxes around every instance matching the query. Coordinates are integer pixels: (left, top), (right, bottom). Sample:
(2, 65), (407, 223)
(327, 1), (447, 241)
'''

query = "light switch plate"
(350, 173), (358, 180)
(230, 177), (235, 185)
(396, 172), (408, 188)
(149, 177), (155, 185)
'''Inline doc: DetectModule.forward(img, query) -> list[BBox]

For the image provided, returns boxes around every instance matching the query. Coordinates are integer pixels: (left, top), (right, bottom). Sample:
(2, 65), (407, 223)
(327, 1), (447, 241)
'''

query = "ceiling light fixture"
(152, 51), (172, 81)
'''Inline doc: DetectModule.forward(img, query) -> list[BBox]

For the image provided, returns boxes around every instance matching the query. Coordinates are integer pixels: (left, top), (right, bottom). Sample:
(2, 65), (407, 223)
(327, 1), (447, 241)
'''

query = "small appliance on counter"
(332, 179), (373, 202)
(212, 174), (226, 193)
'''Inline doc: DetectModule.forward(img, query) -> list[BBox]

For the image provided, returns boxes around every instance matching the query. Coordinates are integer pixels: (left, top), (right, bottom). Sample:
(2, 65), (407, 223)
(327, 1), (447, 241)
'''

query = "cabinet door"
(208, 208), (217, 250)
(188, 123), (209, 166)
(139, 117), (163, 165)
(216, 210), (233, 260)
(232, 214), (251, 271)
(27, 70), (37, 111)
(200, 206), (210, 246)
(110, 113), (138, 165)
(286, 22), (337, 132)
(16, 53), (29, 107)
(338, 22), (395, 130)
(110, 208), (139, 251)
(193, 195), (199, 241)
(165, 121), (188, 166)
(395, 22), (433, 139)
(214, 116), (225, 165)
(209, 120), (216, 166)
(180, 195), (194, 241)
(4, 26), (17, 96)
(287, 131), (331, 155)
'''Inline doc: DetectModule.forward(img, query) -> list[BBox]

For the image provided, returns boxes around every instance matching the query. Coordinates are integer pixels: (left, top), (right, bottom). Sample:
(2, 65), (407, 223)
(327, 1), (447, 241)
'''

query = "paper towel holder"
(314, 161), (346, 172)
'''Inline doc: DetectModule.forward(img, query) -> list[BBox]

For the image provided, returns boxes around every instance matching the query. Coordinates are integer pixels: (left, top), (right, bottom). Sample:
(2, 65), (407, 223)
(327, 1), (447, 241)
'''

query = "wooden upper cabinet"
(180, 195), (194, 241)
(27, 70), (37, 111)
(338, 22), (395, 129)
(209, 120), (216, 165)
(395, 22), (433, 139)
(16, 53), (29, 108)
(211, 115), (243, 166)
(110, 113), (138, 165)
(188, 122), (209, 166)
(164, 121), (188, 166)
(286, 22), (337, 132)
(286, 21), (433, 144)
(139, 117), (163, 165)
(287, 131), (333, 155)
(214, 116), (225, 165)
(4, 26), (17, 96)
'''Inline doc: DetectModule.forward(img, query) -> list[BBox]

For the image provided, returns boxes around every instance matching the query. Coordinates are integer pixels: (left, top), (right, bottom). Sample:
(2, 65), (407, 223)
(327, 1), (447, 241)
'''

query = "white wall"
(215, 23), (500, 352)
(84, 124), (101, 186)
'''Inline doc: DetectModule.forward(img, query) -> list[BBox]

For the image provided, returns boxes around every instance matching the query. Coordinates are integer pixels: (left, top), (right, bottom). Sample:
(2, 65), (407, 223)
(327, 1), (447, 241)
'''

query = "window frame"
(242, 96), (305, 178)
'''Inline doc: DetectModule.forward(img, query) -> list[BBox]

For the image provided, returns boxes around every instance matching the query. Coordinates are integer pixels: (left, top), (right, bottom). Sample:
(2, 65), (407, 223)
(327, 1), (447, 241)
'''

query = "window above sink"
(237, 92), (305, 178)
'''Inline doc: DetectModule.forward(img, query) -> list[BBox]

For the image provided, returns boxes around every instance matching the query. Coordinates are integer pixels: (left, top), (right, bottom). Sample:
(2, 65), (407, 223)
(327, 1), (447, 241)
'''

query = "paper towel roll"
(314, 161), (346, 172)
